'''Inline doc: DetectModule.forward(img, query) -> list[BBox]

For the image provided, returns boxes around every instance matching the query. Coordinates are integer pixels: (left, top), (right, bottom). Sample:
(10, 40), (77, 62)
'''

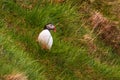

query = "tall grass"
(0, 27), (46, 80)
(1, 0), (120, 80)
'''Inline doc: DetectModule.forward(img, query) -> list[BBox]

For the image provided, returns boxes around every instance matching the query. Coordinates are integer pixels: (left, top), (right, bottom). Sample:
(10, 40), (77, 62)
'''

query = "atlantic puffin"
(37, 23), (56, 50)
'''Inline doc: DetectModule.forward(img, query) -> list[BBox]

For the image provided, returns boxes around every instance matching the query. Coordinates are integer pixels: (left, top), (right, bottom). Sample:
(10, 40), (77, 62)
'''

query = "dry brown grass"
(90, 12), (120, 54)
(41, 0), (65, 4)
(14, 0), (38, 10)
(83, 34), (97, 54)
(14, 0), (65, 9)
(103, 0), (120, 5)
(4, 73), (28, 80)
(50, 0), (65, 3)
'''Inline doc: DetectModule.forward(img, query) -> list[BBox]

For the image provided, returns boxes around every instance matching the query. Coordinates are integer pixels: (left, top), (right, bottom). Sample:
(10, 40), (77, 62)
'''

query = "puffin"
(37, 23), (56, 50)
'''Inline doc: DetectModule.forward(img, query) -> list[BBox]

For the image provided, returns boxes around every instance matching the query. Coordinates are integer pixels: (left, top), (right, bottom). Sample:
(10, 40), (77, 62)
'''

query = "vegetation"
(0, 0), (120, 80)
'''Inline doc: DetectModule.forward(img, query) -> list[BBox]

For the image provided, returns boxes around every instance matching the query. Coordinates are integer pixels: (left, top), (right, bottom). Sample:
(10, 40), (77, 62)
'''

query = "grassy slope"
(0, 0), (120, 80)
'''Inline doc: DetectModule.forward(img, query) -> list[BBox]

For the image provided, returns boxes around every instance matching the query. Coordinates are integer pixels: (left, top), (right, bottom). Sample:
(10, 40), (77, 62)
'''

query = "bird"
(37, 23), (56, 50)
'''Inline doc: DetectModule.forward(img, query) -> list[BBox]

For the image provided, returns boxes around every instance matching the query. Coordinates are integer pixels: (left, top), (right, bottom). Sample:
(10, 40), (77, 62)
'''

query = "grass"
(0, 27), (46, 80)
(0, 0), (120, 80)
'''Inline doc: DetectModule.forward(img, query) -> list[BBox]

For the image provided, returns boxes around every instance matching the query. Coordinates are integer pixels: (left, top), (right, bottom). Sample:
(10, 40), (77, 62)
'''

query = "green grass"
(0, 0), (120, 80)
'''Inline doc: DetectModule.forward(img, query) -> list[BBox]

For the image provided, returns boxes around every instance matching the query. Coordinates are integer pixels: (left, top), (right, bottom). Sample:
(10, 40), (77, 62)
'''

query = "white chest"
(38, 30), (53, 50)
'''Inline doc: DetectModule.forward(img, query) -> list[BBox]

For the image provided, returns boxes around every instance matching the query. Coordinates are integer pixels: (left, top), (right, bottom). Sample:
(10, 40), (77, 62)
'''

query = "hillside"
(0, 0), (120, 80)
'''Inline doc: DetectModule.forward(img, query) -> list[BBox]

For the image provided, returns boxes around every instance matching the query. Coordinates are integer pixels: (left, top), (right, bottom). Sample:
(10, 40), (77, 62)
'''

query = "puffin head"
(44, 23), (56, 32)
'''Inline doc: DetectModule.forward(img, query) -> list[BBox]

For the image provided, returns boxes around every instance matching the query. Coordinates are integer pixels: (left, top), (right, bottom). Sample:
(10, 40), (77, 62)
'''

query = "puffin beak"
(54, 27), (56, 32)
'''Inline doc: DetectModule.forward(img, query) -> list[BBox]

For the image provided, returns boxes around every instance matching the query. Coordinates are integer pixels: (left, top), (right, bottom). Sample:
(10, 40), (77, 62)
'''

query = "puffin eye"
(50, 24), (53, 26)
(49, 24), (54, 28)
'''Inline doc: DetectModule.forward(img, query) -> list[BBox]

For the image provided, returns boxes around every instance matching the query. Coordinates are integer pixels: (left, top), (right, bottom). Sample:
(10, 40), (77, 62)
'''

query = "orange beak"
(54, 27), (56, 32)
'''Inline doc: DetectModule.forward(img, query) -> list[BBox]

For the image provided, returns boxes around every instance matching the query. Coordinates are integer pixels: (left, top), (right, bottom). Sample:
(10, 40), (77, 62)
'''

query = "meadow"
(0, 0), (120, 80)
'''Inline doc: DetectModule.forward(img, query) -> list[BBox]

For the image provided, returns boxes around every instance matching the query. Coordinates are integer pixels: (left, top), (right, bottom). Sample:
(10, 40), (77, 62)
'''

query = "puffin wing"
(38, 30), (53, 50)
(47, 35), (53, 49)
